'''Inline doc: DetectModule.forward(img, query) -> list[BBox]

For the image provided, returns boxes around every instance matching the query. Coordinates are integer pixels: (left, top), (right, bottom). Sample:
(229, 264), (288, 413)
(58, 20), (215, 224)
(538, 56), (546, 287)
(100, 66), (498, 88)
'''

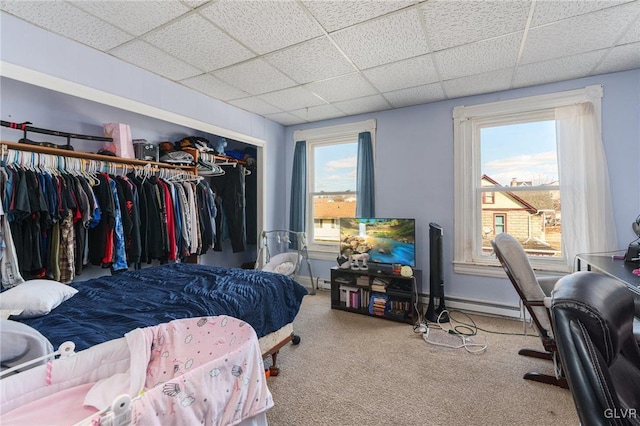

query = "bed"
(6, 263), (308, 372)
(0, 263), (307, 425)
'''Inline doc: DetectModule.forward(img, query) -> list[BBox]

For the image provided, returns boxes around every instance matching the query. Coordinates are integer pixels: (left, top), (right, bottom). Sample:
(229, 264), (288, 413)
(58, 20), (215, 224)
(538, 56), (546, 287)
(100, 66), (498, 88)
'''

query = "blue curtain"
(289, 140), (307, 232)
(356, 131), (375, 217)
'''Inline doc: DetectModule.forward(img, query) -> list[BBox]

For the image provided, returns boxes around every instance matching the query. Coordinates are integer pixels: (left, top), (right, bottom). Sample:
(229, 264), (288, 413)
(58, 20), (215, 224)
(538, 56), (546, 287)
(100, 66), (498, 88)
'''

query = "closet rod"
(1, 141), (193, 171)
(1, 120), (112, 150)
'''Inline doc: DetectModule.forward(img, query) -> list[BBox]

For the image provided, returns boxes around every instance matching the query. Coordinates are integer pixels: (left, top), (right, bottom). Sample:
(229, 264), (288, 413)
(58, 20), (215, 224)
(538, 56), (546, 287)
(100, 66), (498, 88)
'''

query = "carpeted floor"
(265, 290), (578, 425)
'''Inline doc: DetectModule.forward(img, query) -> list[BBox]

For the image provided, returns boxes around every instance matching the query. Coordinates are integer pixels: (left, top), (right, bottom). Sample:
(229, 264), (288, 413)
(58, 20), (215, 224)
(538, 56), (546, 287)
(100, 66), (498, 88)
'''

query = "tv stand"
(330, 267), (421, 324)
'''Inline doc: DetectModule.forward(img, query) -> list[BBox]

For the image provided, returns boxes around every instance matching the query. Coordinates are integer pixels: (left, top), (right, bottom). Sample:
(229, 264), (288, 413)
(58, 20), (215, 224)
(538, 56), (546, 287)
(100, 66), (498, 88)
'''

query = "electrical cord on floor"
(422, 310), (488, 354)
(440, 311), (541, 337)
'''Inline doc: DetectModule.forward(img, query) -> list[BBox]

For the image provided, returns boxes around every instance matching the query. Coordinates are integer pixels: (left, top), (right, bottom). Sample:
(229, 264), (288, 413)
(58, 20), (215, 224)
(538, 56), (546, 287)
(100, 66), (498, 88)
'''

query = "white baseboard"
(299, 276), (525, 321)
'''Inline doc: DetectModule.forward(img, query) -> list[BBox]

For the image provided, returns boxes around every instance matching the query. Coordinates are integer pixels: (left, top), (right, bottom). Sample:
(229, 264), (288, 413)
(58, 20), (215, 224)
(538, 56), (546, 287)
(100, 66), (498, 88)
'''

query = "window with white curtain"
(453, 85), (616, 276)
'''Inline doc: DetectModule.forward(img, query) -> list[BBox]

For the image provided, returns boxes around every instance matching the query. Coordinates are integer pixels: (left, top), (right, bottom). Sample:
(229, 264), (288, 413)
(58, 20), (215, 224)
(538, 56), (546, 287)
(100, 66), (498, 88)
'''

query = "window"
(293, 120), (376, 258)
(453, 86), (603, 276)
(493, 214), (505, 234)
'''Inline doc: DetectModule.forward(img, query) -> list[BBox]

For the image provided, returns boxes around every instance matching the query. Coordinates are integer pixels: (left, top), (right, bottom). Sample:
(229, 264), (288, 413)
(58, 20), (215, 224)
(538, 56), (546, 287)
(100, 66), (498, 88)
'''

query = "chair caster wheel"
(292, 335), (301, 345)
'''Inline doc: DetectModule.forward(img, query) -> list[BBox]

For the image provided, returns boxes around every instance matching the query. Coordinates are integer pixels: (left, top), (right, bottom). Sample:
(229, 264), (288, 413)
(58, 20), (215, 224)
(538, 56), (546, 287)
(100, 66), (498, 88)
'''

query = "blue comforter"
(22, 263), (308, 351)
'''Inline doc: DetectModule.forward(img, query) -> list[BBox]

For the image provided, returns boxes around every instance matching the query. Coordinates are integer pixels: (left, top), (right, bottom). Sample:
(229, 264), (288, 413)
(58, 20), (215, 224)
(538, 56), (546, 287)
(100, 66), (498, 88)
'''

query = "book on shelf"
(340, 285), (361, 308)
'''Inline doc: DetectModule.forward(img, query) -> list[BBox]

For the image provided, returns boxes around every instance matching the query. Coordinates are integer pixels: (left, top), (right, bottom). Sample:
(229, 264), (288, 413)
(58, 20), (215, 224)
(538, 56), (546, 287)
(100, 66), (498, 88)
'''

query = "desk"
(576, 254), (640, 296)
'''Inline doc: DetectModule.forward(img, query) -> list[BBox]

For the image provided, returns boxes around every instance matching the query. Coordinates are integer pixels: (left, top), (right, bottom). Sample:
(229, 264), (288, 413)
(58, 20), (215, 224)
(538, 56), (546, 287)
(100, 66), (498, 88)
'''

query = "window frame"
(453, 85), (603, 277)
(293, 119), (376, 260)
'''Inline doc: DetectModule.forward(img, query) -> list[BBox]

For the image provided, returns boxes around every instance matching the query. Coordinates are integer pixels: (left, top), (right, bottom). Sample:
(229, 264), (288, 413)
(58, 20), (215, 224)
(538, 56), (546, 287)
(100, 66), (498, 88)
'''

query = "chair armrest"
(537, 276), (563, 296)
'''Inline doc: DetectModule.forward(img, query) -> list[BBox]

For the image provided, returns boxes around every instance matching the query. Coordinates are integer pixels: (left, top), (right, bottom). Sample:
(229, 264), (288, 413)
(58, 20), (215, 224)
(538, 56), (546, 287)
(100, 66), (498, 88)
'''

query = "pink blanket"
(88, 315), (273, 426)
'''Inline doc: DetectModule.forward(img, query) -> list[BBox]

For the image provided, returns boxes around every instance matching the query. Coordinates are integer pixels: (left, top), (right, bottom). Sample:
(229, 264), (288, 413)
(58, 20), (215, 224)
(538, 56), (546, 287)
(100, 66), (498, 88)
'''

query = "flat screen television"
(339, 218), (416, 267)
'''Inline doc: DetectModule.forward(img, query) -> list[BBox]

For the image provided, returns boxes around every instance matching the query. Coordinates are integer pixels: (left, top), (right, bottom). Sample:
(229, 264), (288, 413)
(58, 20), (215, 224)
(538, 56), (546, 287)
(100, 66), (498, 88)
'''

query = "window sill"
(453, 261), (570, 278)
(308, 248), (339, 262)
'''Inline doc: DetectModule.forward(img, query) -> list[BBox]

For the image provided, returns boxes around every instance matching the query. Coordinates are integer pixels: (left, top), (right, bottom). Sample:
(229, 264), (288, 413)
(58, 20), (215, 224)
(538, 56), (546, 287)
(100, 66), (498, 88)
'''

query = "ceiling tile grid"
(435, 33), (522, 81)
(1, 0), (639, 126)
(0, 1), (132, 51)
(594, 42), (640, 74)
(442, 68), (514, 99)
(213, 58), (297, 96)
(363, 54), (439, 93)
(305, 73), (378, 103)
(383, 83), (446, 108)
(332, 94), (392, 116)
(110, 40), (202, 81)
(199, 0), (323, 55)
(302, 0), (414, 32)
(420, 0), (531, 51)
(264, 36), (357, 84)
(521, 2), (640, 64)
(70, 0), (190, 37)
(228, 97), (283, 116)
(290, 104), (346, 123)
(331, 8), (430, 70)
(143, 13), (254, 72)
(180, 73), (249, 101)
(513, 50), (608, 88)
(257, 86), (327, 112)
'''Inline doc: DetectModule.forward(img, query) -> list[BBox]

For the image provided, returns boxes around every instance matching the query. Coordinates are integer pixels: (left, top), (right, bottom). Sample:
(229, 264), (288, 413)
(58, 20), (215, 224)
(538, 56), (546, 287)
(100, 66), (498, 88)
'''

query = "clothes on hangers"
(0, 156), (218, 285)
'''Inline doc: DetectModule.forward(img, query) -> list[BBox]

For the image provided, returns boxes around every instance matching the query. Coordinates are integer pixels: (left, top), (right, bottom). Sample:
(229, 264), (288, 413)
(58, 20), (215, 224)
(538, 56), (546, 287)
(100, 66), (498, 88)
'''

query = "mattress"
(21, 263), (308, 351)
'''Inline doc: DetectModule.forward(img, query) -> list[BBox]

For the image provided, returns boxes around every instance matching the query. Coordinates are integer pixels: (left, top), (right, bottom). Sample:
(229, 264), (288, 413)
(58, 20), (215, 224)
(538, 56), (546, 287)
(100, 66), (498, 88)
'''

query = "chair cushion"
(493, 233), (551, 334)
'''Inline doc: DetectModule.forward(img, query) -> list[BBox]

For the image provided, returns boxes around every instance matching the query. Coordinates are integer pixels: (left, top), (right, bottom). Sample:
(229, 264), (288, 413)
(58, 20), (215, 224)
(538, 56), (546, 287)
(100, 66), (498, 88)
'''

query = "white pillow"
(0, 280), (78, 319)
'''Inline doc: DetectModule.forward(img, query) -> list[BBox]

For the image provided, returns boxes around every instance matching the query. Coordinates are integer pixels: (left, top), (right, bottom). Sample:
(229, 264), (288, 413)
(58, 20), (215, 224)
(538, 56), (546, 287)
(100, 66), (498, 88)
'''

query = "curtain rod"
(0, 120), (112, 149)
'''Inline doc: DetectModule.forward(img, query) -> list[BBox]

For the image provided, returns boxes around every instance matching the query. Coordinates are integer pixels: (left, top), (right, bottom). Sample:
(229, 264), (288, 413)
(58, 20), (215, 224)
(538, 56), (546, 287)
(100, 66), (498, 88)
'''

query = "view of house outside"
(480, 119), (562, 257)
(310, 142), (358, 243)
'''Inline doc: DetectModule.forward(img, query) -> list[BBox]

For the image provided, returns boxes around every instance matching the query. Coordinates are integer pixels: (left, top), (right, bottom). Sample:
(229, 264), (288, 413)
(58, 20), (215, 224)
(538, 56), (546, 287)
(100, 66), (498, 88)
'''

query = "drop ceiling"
(1, 0), (639, 126)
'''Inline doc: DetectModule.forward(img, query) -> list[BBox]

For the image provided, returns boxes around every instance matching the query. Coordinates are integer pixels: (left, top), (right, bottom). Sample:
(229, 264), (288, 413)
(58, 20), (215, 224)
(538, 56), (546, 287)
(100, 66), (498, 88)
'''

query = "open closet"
(0, 77), (265, 282)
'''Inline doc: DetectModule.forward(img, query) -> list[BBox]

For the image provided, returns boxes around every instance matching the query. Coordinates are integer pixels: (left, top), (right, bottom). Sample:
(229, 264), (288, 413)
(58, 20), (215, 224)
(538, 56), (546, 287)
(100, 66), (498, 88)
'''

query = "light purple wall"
(285, 69), (640, 307)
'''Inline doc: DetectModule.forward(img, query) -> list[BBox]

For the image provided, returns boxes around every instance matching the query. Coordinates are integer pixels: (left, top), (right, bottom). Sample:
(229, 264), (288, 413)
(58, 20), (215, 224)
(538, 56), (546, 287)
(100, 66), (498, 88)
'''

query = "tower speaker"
(426, 222), (449, 323)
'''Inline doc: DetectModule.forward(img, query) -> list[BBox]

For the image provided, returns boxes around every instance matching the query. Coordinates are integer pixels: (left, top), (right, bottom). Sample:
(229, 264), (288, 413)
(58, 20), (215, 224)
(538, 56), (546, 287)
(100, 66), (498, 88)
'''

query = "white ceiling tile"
(421, 0), (530, 51)
(521, 3), (639, 64)
(228, 97), (283, 116)
(291, 104), (346, 122)
(333, 94), (391, 116)
(0, 1), (132, 51)
(264, 36), (356, 84)
(531, 0), (634, 26)
(618, 17), (640, 44)
(182, 0), (209, 8)
(180, 74), (248, 101)
(514, 50), (607, 88)
(265, 112), (306, 126)
(199, 0), (323, 55)
(213, 59), (297, 96)
(383, 83), (445, 108)
(144, 13), (254, 72)
(442, 68), (514, 99)
(71, 1), (190, 36)
(305, 73), (377, 103)
(258, 86), (326, 112)
(363, 54), (439, 92)
(302, 0), (414, 32)
(331, 8), (429, 69)
(111, 40), (201, 81)
(594, 43), (640, 74)
(436, 33), (521, 80)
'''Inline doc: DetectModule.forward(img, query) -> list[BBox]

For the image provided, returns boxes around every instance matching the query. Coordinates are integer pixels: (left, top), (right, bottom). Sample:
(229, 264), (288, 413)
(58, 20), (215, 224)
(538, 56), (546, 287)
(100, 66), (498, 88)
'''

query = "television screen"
(339, 218), (416, 267)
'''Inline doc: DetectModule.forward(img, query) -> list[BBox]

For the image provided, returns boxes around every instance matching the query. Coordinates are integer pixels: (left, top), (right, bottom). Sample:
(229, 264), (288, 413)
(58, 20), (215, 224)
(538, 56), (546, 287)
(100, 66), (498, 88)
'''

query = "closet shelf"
(1, 140), (195, 172)
(1, 120), (113, 150)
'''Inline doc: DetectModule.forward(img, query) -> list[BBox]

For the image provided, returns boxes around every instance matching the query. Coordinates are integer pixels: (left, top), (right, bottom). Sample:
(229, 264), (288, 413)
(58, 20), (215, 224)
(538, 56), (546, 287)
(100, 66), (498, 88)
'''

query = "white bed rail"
(0, 341), (76, 378)
(74, 394), (132, 426)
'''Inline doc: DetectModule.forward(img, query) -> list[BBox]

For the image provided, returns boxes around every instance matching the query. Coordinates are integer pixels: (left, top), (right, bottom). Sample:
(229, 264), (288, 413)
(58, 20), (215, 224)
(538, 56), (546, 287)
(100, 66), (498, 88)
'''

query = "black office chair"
(551, 272), (640, 426)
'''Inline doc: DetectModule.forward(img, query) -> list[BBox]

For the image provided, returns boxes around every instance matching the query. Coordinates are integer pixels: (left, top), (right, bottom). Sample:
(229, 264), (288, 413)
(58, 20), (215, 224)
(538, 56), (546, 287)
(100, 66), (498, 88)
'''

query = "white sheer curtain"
(556, 102), (618, 267)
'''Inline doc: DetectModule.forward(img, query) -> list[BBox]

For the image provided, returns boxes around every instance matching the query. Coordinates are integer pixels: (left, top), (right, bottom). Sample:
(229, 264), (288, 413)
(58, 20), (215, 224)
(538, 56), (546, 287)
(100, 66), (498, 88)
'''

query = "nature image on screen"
(339, 218), (416, 266)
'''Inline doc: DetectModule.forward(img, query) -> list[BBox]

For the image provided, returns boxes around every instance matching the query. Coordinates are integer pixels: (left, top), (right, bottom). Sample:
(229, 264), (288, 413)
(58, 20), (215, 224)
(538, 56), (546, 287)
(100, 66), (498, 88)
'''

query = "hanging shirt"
(108, 175), (128, 272)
